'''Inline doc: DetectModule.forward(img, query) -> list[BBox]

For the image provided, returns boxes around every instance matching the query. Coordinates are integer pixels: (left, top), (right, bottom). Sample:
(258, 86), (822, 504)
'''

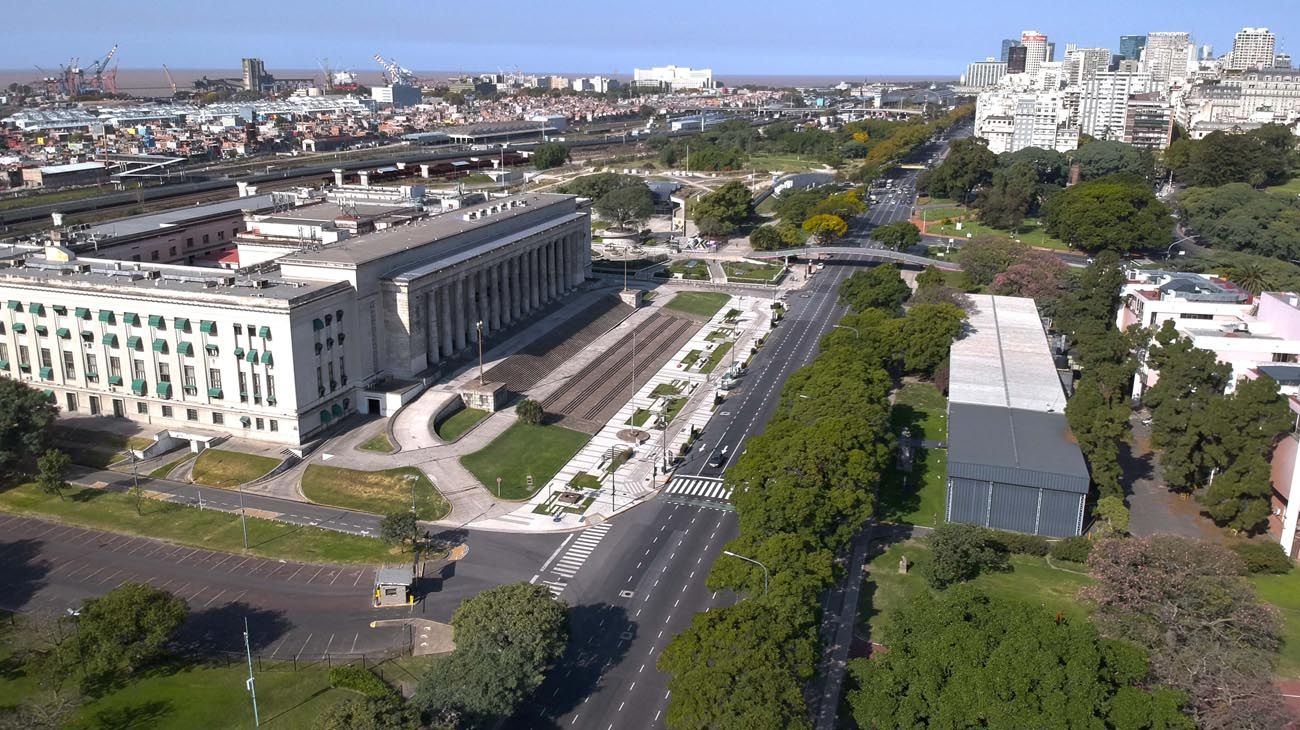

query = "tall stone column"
(470, 269), (484, 340)
(426, 287), (441, 365)
(515, 254), (526, 317)
(492, 262), (504, 330)
(529, 246), (541, 310)
(439, 285), (453, 358)
(562, 236), (573, 291)
(452, 276), (466, 353)
(546, 241), (557, 301)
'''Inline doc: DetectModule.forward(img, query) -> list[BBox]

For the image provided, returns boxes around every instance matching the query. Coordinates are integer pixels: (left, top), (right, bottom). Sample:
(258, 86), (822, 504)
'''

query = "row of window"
(2, 308), (281, 344)
(61, 391), (281, 432)
(127, 227), (239, 262)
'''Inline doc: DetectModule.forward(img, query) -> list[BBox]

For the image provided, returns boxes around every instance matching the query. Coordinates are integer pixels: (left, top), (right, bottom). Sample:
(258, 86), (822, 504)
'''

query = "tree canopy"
(1073, 139), (1156, 181)
(801, 214), (847, 244)
(1176, 183), (1300, 261)
(0, 379), (58, 478)
(838, 264), (911, 314)
(870, 220), (920, 249)
(919, 137), (998, 204)
(691, 181), (753, 236)
(75, 583), (189, 681)
(531, 142), (569, 170)
(1042, 175), (1173, 253)
(593, 183), (654, 230)
(1164, 124), (1297, 188)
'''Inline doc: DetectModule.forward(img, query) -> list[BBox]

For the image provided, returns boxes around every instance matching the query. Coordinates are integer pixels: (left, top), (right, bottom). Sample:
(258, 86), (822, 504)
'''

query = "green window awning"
(98, 309), (114, 323)
(331, 403), (343, 417)
(233, 346), (245, 358)
(245, 349), (258, 363)
(17, 362), (30, 371)
(320, 409), (332, 423)
(6, 300), (19, 311)
(157, 381), (173, 398)
(55, 327), (70, 339)
(240, 416), (252, 427)
(42, 389), (54, 402)
(127, 336), (142, 350)
(34, 325), (47, 336)
(177, 342), (194, 356)
(123, 312), (140, 326)
(152, 339), (167, 353)
(130, 379), (146, 395)
(103, 333), (119, 347)
(258, 326), (271, 339)
(312, 318), (324, 331)
(148, 315), (164, 328)
(174, 317), (190, 331)
(39, 366), (53, 380)
(261, 351), (273, 365)
(208, 387), (223, 398)
(108, 375), (123, 386)
(12, 323), (26, 334)
(52, 305), (67, 315)
(0, 359), (8, 369)
(80, 330), (94, 342)
(205, 344), (219, 355)
(199, 320), (217, 334)
(75, 307), (90, 319)
(28, 303), (43, 315)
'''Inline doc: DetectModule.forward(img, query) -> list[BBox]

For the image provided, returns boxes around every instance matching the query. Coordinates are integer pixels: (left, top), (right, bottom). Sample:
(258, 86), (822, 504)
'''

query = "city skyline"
(0, 0), (1294, 78)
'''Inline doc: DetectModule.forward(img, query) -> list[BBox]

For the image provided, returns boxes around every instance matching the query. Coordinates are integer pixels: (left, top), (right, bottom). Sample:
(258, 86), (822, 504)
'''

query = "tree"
(1196, 375), (1292, 533)
(516, 399), (544, 426)
(896, 304), (965, 376)
(593, 184), (654, 230)
(1085, 536), (1287, 729)
(559, 172), (641, 200)
(1043, 175), (1173, 253)
(1224, 262), (1277, 296)
(1094, 495), (1130, 535)
(810, 190), (866, 219)
(990, 248), (1069, 304)
(36, 449), (70, 501)
(316, 695), (420, 730)
(531, 142), (569, 170)
(914, 266), (946, 291)
(976, 161), (1040, 229)
(1176, 183), (1300, 262)
(848, 587), (1193, 730)
(1074, 140), (1156, 181)
(74, 583), (188, 681)
(773, 185), (838, 226)
(837, 264), (911, 313)
(0, 379), (59, 478)
(691, 181), (753, 235)
(956, 237), (1031, 286)
(801, 214), (847, 244)
(920, 137), (997, 204)
(379, 511), (418, 547)
(748, 225), (786, 251)
(1168, 126), (1296, 188)
(921, 523), (1009, 589)
(870, 220), (920, 249)
(1142, 323), (1232, 491)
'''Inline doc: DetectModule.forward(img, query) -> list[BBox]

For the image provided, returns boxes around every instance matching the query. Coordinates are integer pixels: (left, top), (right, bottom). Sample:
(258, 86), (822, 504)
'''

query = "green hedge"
(989, 530), (1050, 557)
(329, 664), (392, 698)
(1048, 536), (1092, 563)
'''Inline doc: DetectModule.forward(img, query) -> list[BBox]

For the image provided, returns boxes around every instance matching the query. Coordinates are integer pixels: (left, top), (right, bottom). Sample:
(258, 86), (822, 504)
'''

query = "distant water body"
(0, 67), (956, 99)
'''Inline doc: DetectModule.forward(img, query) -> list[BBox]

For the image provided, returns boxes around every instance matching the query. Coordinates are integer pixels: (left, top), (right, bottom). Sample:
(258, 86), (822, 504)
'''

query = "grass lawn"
(461, 422), (590, 500)
(666, 260), (710, 280)
(1266, 176), (1300, 198)
(651, 383), (683, 398)
(916, 195), (959, 206)
(629, 408), (651, 427)
(745, 152), (833, 173)
(664, 291), (730, 318)
(435, 407), (488, 441)
(722, 261), (784, 283)
(925, 217), (1069, 250)
(190, 449), (280, 489)
(891, 383), (948, 442)
(358, 432), (396, 453)
(918, 206), (970, 222)
(681, 350), (702, 368)
(1253, 570), (1300, 678)
(301, 465), (449, 521)
(701, 341), (734, 374)
(0, 482), (403, 564)
(149, 453), (195, 479)
(879, 383), (949, 526)
(663, 397), (687, 424)
(862, 540), (1093, 645)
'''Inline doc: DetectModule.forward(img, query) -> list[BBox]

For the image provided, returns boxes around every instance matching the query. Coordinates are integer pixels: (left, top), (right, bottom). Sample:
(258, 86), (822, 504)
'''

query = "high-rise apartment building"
(1007, 46), (1029, 74)
(1123, 93), (1175, 149)
(1143, 32), (1193, 88)
(1021, 30), (1050, 77)
(1229, 27), (1277, 70)
(1277, 53), (1294, 70)
(1000, 39), (1022, 63)
(965, 60), (1008, 88)
(1065, 47), (1113, 84)
(1119, 35), (1147, 61)
(632, 66), (715, 91)
(1080, 70), (1155, 140)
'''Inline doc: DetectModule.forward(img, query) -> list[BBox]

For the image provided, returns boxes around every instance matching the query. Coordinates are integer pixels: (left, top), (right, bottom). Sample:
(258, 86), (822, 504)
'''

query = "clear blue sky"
(2, 0), (1294, 77)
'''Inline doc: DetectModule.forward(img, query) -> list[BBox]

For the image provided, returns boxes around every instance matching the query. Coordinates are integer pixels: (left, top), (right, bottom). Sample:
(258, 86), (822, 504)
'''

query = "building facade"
(964, 60), (1008, 88)
(1007, 46), (1028, 75)
(1079, 70), (1155, 140)
(1230, 27), (1277, 71)
(1120, 35), (1148, 61)
(632, 66), (715, 91)
(1021, 30), (1050, 78)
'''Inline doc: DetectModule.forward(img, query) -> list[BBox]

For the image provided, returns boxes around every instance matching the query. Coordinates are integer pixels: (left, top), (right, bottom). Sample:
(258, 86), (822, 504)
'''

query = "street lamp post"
(722, 550), (769, 596)
(831, 324), (860, 339)
(476, 320), (484, 385)
(243, 617), (260, 727)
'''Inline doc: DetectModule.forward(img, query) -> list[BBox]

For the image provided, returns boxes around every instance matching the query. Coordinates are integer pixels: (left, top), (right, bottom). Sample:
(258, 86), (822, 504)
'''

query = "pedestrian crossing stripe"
(665, 476), (733, 501)
(547, 523), (613, 582)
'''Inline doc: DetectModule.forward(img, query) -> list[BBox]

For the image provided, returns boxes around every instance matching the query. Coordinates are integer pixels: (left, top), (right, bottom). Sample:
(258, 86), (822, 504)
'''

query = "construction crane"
(161, 64), (177, 95)
(85, 44), (118, 94)
(373, 52), (418, 87)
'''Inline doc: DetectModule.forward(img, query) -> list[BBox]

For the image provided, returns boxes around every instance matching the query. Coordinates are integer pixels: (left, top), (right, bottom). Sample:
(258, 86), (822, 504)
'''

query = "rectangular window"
(1273, 353), (1299, 363)
(0, 343), (7, 366)
(39, 348), (52, 369)
(269, 419), (278, 432)
(185, 237), (194, 249)
(218, 230), (225, 241)
(266, 374), (275, 401)
(150, 250), (160, 261)
(255, 417), (264, 430)
(137, 402), (148, 415)
(131, 358), (145, 380)
(339, 356), (346, 383)
(62, 350), (75, 378)
(109, 356), (122, 379)
(85, 353), (99, 382)
(208, 368), (222, 389)
(213, 412), (224, 425)
(169, 246), (177, 257)
(186, 408), (198, 421)
(316, 366), (323, 391)
(202, 234), (210, 244)
(131, 254), (141, 262)
(183, 365), (196, 388)
(1178, 313), (1213, 320)
(238, 372), (248, 402)
(157, 362), (171, 383)
(18, 345), (30, 368)
(65, 393), (77, 412)
(327, 362), (335, 390)
(89, 396), (100, 415)
(252, 373), (261, 402)
(161, 405), (173, 418)
(246, 323), (255, 336)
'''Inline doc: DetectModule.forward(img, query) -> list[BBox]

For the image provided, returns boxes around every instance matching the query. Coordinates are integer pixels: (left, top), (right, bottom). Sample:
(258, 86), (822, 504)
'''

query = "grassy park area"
(1267, 176), (1300, 197)
(665, 260), (710, 280)
(358, 432), (396, 453)
(700, 341), (734, 374)
(722, 260), (784, 283)
(1253, 570), (1300, 678)
(0, 482), (400, 564)
(301, 465), (449, 520)
(878, 383), (949, 526)
(744, 152), (834, 173)
(924, 216), (1069, 250)
(664, 291), (730, 318)
(461, 422), (589, 500)
(189, 449), (280, 488)
(148, 453), (196, 479)
(435, 407), (489, 441)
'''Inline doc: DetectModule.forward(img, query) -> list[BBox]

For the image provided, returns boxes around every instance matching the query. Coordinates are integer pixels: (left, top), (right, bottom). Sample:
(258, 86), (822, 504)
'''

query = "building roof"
(1257, 364), (1300, 385)
(84, 194), (276, 239)
(38, 161), (106, 175)
(374, 565), (414, 586)
(948, 403), (1090, 493)
(949, 294), (1068, 413)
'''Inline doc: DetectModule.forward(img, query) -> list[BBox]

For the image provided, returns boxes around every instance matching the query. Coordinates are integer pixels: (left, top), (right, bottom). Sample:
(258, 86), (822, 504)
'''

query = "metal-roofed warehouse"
(945, 294), (1090, 537)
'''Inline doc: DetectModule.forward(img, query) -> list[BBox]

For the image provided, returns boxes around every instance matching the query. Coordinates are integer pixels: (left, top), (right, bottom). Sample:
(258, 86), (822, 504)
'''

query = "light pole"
(1165, 235), (1194, 260)
(831, 324), (860, 339)
(476, 320), (484, 385)
(722, 550), (769, 596)
(243, 617), (260, 727)
(237, 482), (249, 550)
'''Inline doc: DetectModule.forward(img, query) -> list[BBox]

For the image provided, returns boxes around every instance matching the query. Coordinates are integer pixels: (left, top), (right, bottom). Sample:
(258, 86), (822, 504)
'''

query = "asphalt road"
(516, 262), (858, 729)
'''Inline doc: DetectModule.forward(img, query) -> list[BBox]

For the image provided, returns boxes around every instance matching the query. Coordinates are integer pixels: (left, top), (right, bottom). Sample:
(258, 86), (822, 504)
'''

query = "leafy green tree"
(316, 695), (421, 730)
(1224, 262), (1278, 296)
(976, 161), (1040, 229)
(691, 181), (753, 235)
(837, 264), (911, 313)
(379, 511), (418, 546)
(920, 137), (998, 204)
(450, 582), (568, 667)
(1196, 376), (1292, 533)
(848, 587), (1193, 730)
(896, 303), (965, 376)
(772, 186), (837, 226)
(1176, 183), (1300, 261)
(74, 583), (188, 680)
(1054, 252), (1128, 342)
(1095, 495), (1131, 535)
(801, 214), (847, 244)
(0, 379), (59, 477)
(810, 190), (866, 219)
(956, 237), (1031, 286)
(1043, 175), (1173, 253)
(1000, 146), (1070, 185)
(1142, 323), (1232, 491)
(871, 220), (920, 249)
(1074, 140), (1156, 181)
(1067, 375), (1130, 500)
(748, 225), (786, 251)
(516, 399), (544, 425)
(531, 142), (569, 170)
(921, 523), (1009, 588)
(594, 184), (654, 230)
(915, 266), (946, 291)
(559, 172), (642, 200)
(36, 449), (70, 501)
(1168, 125), (1296, 188)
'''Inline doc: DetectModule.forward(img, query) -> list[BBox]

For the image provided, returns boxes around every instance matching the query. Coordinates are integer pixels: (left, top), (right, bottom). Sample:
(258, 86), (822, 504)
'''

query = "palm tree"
(1224, 263), (1275, 296)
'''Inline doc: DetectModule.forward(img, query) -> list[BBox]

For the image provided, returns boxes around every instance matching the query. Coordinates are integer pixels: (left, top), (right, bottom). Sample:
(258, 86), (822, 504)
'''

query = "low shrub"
(1049, 536), (1092, 563)
(329, 664), (392, 698)
(990, 530), (1049, 556)
(1231, 540), (1294, 574)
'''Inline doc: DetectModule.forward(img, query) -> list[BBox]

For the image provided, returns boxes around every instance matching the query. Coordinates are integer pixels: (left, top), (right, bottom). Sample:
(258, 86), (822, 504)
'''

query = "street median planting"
(664, 291), (729, 318)
(301, 464), (449, 521)
(460, 422), (590, 500)
(190, 449), (280, 488)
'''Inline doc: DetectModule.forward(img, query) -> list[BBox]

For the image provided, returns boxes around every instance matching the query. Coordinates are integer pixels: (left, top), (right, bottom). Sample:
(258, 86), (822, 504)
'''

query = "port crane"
(373, 53), (418, 86)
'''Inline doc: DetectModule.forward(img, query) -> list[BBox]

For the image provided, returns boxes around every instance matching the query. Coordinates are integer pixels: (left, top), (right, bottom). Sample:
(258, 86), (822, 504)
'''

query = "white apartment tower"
(1229, 27), (1277, 70)
(1021, 30), (1050, 78)
(1143, 32), (1194, 89)
(964, 59), (1008, 88)
(1065, 47), (1113, 85)
(1080, 71), (1155, 140)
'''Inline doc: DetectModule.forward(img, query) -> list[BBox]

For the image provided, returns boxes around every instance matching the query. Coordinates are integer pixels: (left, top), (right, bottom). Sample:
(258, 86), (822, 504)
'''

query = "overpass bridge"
(747, 246), (960, 271)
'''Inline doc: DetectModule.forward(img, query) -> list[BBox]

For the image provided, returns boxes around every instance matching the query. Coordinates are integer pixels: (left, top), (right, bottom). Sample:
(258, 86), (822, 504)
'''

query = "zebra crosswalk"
(665, 476), (733, 502)
(535, 523), (614, 596)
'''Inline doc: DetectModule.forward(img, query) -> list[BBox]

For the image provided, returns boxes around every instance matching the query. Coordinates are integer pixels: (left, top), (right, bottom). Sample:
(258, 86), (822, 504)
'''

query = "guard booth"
(373, 564), (415, 607)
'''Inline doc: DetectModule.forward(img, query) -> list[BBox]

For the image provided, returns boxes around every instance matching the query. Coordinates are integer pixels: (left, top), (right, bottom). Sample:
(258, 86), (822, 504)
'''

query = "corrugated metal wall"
(946, 478), (1084, 537)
